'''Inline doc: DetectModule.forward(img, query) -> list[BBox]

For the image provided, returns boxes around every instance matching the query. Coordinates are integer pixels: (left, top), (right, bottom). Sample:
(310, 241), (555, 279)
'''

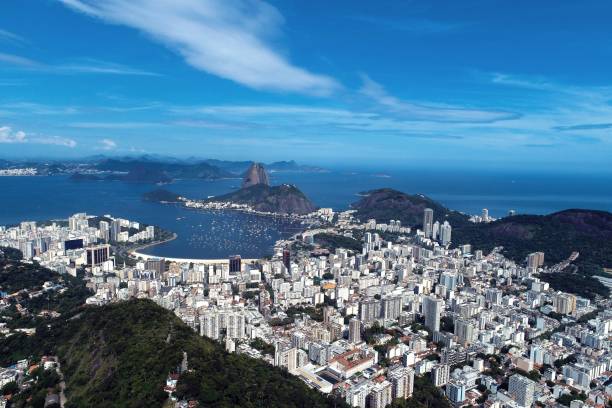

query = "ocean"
(1, 168), (611, 259)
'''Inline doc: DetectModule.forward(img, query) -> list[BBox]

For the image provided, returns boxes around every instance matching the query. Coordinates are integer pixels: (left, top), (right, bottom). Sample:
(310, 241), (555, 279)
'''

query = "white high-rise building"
(432, 364), (450, 387)
(225, 312), (245, 339)
(349, 318), (362, 343)
(508, 374), (535, 408)
(389, 367), (414, 399)
(482, 208), (489, 222)
(199, 313), (220, 340)
(369, 380), (392, 408)
(423, 295), (443, 332)
(423, 208), (434, 238)
(439, 221), (452, 245)
(274, 342), (297, 373)
(454, 319), (477, 345)
(382, 295), (402, 321)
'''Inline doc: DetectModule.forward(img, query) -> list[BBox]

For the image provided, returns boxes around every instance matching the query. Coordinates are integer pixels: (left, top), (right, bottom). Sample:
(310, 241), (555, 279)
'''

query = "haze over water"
(1, 168), (611, 259)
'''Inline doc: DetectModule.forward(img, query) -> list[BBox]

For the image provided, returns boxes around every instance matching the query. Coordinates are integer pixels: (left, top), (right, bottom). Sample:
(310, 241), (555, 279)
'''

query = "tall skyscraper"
(431, 364), (450, 387)
(99, 220), (110, 242)
(527, 252), (545, 270)
(423, 295), (443, 332)
(482, 208), (489, 222)
(508, 374), (535, 408)
(145, 258), (165, 276)
(389, 367), (414, 399)
(382, 295), (402, 321)
(274, 342), (297, 372)
(553, 293), (576, 315)
(369, 380), (393, 408)
(282, 247), (291, 270)
(454, 318), (477, 345)
(86, 244), (110, 267)
(199, 313), (220, 340)
(348, 318), (361, 343)
(439, 221), (452, 246)
(229, 255), (241, 273)
(432, 221), (440, 240)
(359, 298), (381, 323)
(423, 208), (434, 238)
(110, 219), (121, 242)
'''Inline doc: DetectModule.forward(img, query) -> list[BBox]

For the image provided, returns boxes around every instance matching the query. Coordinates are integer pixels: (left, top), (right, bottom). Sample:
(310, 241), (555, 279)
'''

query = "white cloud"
(69, 121), (162, 129)
(359, 75), (520, 123)
(0, 52), (39, 67)
(0, 53), (158, 76)
(100, 138), (117, 150)
(0, 29), (27, 45)
(32, 136), (78, 148)
(0, 126), (27, 143)
(59, 0), (339, 95)
(56, 59), (159, 76)
(0, 126), (76, 147)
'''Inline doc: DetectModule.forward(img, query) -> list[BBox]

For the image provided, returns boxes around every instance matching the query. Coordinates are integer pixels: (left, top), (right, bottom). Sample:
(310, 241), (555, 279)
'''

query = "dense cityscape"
(2, 1), (612, 407)
(1, 200), (610, 408)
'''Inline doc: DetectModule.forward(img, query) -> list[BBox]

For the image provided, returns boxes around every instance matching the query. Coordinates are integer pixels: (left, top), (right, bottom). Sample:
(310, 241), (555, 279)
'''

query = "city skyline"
(1, 1), (611, 170)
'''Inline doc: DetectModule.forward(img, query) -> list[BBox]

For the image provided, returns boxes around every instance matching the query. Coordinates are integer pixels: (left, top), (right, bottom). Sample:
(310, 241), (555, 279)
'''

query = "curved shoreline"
(128, 230), (263, 264)
(129, 249), (259, 264)
(127, 232), (177, 256)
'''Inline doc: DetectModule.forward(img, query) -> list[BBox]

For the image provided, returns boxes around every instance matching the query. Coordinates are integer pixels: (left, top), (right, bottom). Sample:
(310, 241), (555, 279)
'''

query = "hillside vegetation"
(3, 299), (346, 408)
(352, 188), (469, 227)
(351, 189), (612, 298)
(212, 183), (317, 215)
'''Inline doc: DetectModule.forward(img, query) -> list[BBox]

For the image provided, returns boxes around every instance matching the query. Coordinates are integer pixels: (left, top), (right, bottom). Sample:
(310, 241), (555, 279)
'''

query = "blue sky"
(1, 0), (612, 171)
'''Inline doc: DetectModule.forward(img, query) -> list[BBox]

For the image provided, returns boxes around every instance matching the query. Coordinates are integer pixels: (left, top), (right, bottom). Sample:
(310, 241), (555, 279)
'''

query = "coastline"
(127, 232), (177, 256)
(129, 249), (259, 265)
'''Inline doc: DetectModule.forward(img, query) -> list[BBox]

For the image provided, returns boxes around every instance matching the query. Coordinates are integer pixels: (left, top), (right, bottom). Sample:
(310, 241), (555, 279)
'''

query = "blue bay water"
(0, 169), (611, 259)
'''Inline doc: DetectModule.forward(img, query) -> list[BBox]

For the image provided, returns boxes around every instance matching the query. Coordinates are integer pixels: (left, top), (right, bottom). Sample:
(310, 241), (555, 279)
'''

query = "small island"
(142, 188), (182, 203)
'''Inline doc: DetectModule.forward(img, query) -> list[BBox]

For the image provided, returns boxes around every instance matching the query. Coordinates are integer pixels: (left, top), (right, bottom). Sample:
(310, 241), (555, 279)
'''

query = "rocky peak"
(242, 162), (270, 188)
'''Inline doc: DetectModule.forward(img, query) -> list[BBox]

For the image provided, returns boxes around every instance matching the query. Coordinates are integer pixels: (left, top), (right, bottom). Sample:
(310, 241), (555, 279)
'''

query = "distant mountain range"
(0, 156), (327, 183)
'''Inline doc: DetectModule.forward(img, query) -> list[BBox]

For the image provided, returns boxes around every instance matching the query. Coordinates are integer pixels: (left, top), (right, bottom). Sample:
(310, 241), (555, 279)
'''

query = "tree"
(1, 381), (18, 396)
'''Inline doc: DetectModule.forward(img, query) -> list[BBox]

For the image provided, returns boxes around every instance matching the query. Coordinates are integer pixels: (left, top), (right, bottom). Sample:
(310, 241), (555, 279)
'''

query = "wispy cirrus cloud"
(553, 123), (612, 131)
(0, 52), (39, 67)
(99, 138), (117, 150)
(359, 75), (520, 123)
(68, 121), (163, 129)
(0, 53), (158, 76)
(0, 29), (27, 45)
(0, 125), (77, 147)
(0, 102), (79, 115)
(58, 0), (339, 95)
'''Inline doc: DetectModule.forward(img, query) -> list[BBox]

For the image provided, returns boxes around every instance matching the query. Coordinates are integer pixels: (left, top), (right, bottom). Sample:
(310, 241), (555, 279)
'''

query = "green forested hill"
(352, 188), (469, 227)
(7, 299), (346, 408)
(211, 183), (317, 214)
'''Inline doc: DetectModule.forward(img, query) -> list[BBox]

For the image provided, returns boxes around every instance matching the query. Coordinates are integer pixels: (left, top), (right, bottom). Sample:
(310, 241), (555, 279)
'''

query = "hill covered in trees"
(2, 299), (346, 408)
(351, 189), (612, 298)
(212, 183), (317, 215)
(351, 188), (469, 227)
(452, 209), (612, 270)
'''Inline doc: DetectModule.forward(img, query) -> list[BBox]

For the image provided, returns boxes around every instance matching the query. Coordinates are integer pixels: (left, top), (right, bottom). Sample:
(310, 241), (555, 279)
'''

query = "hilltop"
(452, 209), (612, 269)
(211, 162), (317, 215)
(351, 188), (469, 227)
(142, 188), (181, 203)
(351, 189), (611, 298)
(242, 162), (270, 188)
(212, 183), (316, 215)
(2, 299), (345, 408)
